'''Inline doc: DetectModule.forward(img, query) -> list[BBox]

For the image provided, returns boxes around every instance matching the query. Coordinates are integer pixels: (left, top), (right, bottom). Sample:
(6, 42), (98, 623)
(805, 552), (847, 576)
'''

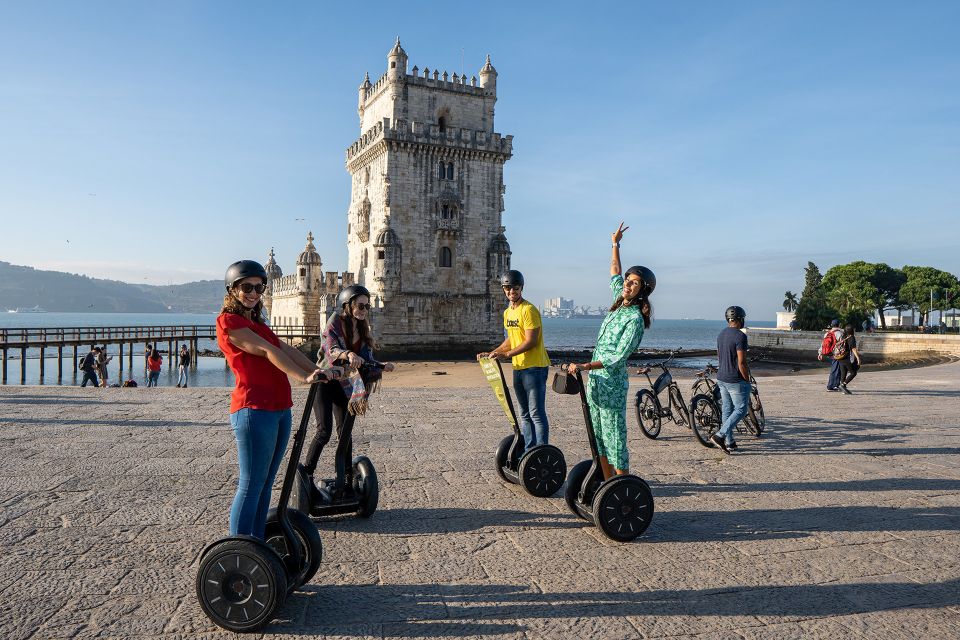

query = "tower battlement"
(346, 117), (513, 169)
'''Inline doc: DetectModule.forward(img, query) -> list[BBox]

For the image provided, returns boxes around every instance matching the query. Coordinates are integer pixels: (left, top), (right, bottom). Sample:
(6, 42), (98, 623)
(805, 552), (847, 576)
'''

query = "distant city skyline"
(2, 2), (958, 320)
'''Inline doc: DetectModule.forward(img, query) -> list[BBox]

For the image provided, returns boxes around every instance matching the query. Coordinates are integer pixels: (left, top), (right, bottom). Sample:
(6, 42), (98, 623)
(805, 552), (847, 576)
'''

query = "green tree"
(821, 261), (906, 329)
(793, 262), (837, 330)
(899, 266), (960, 325)
(782, 291), (798, 312)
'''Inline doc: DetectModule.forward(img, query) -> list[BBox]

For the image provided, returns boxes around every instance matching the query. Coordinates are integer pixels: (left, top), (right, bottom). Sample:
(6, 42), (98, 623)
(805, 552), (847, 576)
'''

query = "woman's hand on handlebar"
(345, 352), (365, 369)
(305, 366), (338, 384)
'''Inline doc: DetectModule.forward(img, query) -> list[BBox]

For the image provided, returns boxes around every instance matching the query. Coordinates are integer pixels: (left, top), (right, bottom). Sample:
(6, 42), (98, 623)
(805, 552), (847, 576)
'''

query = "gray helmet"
(725, 305), (747, 322)
(337, 284), (371, 310)
(499, 270), (524, 288)
(624, 265), (656, 296)
(224, 260), (268, 291)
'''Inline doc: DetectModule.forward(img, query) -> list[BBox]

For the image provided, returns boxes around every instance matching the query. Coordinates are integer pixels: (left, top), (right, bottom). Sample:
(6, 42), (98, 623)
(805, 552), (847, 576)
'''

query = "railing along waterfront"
(0, 324), (321, 385)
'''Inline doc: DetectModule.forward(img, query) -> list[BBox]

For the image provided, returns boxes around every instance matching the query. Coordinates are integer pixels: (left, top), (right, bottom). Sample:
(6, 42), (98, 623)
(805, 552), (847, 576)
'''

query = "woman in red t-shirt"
(216, 260), (342, 539)
(146, 348), (162, 387)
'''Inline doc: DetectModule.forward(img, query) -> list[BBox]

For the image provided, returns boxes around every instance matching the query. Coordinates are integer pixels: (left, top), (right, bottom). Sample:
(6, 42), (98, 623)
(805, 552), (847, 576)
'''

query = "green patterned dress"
(587, 275), (644, 470)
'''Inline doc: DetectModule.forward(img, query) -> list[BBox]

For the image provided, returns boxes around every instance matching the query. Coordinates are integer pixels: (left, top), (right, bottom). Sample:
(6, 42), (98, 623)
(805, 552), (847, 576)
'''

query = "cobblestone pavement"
(2, 361), (959, 639)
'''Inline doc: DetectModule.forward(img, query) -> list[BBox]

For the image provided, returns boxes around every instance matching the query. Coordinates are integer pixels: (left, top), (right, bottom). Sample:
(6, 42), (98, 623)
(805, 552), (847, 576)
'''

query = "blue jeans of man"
(715, 379), (751, 444)
(827, 358), (841, 390)
(512, 366), (550, 452)
(177, 365), (188, 387)
(229, 408), (292, 539)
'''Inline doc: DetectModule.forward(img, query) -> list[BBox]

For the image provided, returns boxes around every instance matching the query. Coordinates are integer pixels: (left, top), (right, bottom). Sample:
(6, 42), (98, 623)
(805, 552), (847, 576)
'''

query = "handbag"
(551, 371), (581, 395)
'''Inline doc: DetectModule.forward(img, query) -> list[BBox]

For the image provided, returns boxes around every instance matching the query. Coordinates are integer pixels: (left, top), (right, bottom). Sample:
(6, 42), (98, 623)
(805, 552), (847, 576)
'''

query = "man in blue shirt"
(711, 306), (752, 454)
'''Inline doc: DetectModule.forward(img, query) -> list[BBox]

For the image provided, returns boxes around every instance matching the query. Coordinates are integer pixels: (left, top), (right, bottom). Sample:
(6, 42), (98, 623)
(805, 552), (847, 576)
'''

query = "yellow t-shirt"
(503, 301), (550, 369)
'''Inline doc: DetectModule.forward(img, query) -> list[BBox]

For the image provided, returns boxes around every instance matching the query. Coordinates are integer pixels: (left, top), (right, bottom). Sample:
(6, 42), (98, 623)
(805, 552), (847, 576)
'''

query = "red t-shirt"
(148, 356), (162, 372)
(216, 312), (293, 413)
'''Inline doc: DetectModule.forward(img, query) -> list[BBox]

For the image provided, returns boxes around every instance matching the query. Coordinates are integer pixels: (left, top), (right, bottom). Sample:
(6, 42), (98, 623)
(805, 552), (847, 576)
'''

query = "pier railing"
(0, 324), (322, 384)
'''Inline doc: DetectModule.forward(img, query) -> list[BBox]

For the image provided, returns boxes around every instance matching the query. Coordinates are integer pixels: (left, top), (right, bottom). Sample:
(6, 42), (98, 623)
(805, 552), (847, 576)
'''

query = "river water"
(1, 313), (774, 387)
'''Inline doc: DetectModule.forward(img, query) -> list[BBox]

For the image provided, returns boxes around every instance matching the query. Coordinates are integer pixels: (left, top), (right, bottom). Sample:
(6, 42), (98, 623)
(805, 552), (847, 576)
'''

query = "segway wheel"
(518, 445), (567, 497)
(264, 508), (323, 590)
(634, 390), (661, 439)
(564, 460), (593, 520)
(494, 435), (514, 483)
(593, 475), (654, 542)
(353, 456), (379, 518)
(690, 393), (721, 448)
(196, 538), (287, 632)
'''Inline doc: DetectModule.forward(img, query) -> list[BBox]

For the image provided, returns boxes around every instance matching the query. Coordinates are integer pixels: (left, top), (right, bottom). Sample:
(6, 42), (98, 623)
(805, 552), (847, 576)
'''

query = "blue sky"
(1, 1), (957, 320)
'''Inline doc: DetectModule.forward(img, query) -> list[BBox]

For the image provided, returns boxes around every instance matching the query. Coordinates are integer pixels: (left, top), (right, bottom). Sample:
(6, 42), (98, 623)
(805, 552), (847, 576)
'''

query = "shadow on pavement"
(334, 507), (581, 535)
(264, 577), (960, 636)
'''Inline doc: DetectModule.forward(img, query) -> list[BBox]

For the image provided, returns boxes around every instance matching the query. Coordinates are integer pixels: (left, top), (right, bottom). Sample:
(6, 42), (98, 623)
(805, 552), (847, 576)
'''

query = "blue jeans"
(715, 379), (751, 443)
(229, 408), (292, 539)
(177, 365), (188, 387)
(827, 359), (841, 389)
(512, 366), (549, 452)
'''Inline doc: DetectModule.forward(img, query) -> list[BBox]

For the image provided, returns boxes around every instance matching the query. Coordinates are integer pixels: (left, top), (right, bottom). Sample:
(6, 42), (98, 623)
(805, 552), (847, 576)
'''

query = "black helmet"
(337, 284), (371, 310)
(624, 266), (656, 295)
(725, 305), (747, 322)
(224, 260), (268, 291)
(499, 270), (524, 288)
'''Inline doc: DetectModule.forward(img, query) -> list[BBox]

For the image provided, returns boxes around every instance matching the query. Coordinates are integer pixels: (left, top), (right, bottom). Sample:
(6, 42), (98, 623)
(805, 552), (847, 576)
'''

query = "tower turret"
(387, 37), (408, 82)
(479, 55), (497, 95)
(263, 247), (282, 317)
(358, 72), (371, 121)
(296, 231), (322, 293)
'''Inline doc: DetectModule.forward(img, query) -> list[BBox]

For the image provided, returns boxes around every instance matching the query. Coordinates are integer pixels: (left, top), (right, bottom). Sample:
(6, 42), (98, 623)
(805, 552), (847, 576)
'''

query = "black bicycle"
(633, 352), (689, 439)
(689, 360), (765, 449)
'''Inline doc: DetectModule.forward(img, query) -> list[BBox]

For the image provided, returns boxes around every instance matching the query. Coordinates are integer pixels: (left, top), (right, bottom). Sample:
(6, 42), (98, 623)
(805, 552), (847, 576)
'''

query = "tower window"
(441, 205), (449, 219)
(446, 162), (454, 180)
(391, 61), (396, 68)
(439, 246), (452, 268)
(438, 116), (446, 132)
(299, 268), (306, 277)
(378, 250), (385, 260)
(438, 162), (445, 180)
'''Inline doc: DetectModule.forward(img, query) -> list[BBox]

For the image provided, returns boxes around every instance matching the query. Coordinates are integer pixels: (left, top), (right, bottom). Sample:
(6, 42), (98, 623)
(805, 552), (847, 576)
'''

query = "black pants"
(303, 381), (348, 475)
(839, 360), (859, 385)
(81, 370), (99, 387)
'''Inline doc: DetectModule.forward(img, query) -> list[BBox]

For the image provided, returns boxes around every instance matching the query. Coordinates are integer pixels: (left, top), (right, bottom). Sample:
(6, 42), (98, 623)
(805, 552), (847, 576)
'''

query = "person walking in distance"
(710, 306), (752, 454)
(566, 222), (655, 479)
(144, 343), (152, 381)
(818, 319), (844, 391)
(176, 344), (191, 388)
(96, 345), (112, 388)
(146, 348), (163, 387)
(837, 324), (862, 394)
(477, 269), (552, 454)
(79, 346), (100, 388)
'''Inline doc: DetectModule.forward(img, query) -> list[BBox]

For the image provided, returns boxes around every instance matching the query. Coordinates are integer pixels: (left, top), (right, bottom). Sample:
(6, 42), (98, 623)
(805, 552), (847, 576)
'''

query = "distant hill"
(0, 261), (223, 313)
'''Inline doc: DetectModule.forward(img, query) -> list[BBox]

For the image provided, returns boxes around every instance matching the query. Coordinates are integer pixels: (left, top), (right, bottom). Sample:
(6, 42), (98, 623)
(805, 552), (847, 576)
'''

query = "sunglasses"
(502, 285), (521, 291)
(353, 302), (372, 310)
(236, 283), (267, 294)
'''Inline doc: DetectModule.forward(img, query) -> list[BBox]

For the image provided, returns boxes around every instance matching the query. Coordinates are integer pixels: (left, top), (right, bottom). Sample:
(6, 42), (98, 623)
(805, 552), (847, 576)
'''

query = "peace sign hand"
(612, 221), (629, 245)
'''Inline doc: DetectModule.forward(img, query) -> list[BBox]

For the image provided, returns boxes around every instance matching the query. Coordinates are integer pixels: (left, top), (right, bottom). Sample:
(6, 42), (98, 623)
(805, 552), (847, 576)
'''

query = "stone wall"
(747, 328), (960, 363)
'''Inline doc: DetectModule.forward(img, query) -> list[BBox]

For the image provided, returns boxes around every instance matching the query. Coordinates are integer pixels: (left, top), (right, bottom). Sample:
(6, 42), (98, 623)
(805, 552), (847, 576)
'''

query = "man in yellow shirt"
(478, 270), (551, 453)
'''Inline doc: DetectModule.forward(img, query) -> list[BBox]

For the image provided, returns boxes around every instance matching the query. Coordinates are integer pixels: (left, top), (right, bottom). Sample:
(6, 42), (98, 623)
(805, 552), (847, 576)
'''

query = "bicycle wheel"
(690, 393), (721, 448)
(634, 389), (661, 439)
(748, 389), (765, 436)
(668, 385), (689, 428)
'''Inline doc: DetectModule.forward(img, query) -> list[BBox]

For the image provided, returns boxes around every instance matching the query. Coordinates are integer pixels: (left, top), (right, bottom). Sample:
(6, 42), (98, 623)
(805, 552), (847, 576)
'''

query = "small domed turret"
(297, 232), (322, 266)
(265, 248), (283, 281)
(479, 54), (497, 94)
(387, 37), (408, 82)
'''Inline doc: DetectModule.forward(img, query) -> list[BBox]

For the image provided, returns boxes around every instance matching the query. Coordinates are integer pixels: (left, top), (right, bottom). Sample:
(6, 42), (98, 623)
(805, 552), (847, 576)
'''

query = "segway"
(292, 360), (384, 519)
(196, 381), (326, 632)
(480, 357), (567, 497)
(556, 367), (654, 542)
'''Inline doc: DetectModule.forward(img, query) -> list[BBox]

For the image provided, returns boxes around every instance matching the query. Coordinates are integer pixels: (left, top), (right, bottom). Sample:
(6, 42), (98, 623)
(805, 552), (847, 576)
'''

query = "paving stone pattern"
(1, 361), (959, 639)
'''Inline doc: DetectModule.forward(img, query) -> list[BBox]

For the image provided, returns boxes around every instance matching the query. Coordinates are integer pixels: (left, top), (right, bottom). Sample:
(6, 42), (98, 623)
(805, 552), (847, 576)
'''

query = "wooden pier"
(0, 325), (319, 385)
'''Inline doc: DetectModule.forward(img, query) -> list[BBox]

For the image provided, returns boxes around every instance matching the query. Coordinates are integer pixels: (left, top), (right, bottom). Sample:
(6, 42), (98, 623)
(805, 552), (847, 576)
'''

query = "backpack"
(832, 335), (850, 360)
(819, 331), (836, 357)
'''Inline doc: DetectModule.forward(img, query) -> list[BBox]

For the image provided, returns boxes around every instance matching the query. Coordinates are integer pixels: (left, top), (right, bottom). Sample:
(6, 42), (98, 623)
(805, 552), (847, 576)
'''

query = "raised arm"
(611, 221), (628, 276)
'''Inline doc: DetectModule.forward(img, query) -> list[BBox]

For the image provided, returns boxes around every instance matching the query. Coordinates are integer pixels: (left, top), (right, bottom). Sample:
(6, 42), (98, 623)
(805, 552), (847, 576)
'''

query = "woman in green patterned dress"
(566, 222), (655, 479)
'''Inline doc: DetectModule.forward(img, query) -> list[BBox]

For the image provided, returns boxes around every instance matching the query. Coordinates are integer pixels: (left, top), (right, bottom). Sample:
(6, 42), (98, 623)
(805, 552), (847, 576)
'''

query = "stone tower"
(345, 39), (514, 354)
(262, 247), (283, 317)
